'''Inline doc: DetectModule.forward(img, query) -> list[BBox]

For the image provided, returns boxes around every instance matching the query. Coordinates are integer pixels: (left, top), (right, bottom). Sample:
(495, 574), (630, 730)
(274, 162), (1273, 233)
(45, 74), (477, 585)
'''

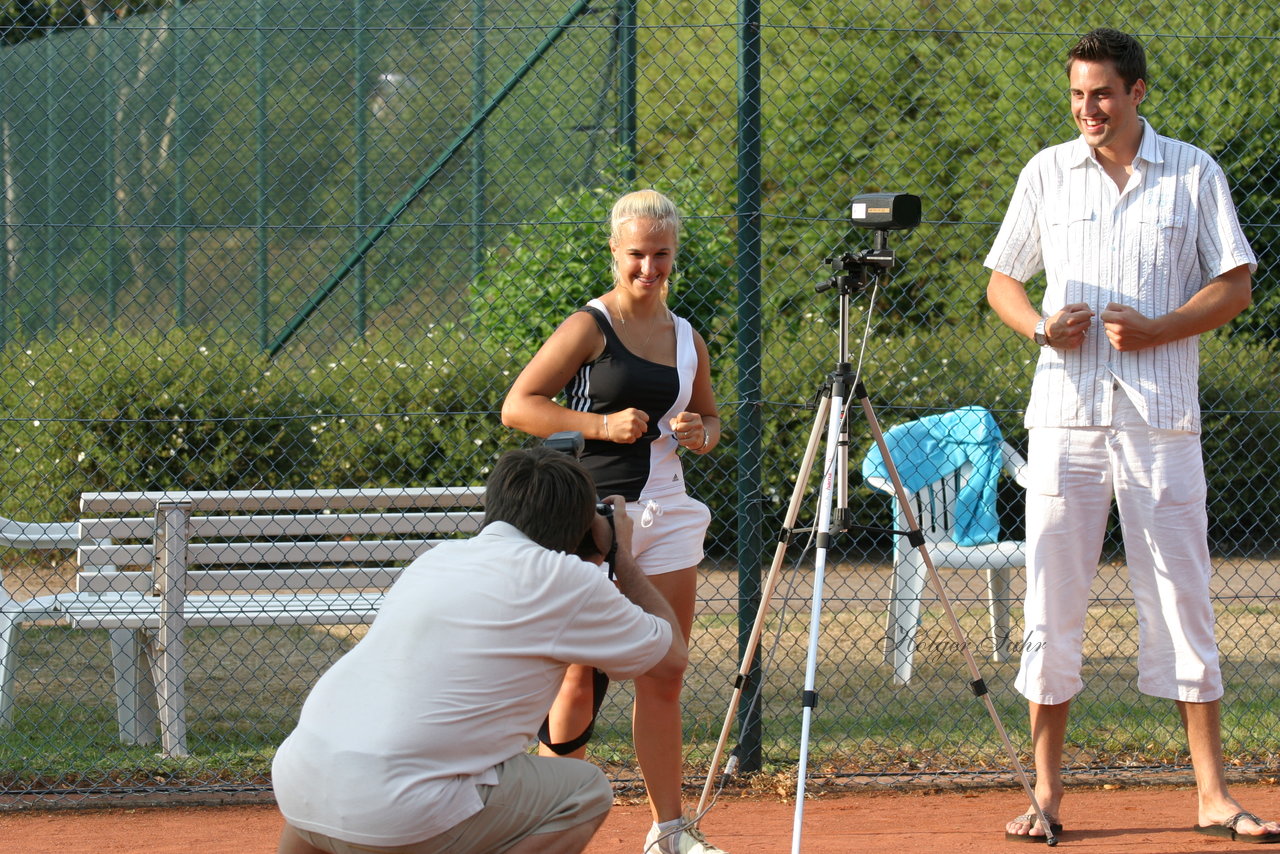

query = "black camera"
(544, 431), (612, 519)
(849, 192), (921, 231)
(544, 431), (616, 574)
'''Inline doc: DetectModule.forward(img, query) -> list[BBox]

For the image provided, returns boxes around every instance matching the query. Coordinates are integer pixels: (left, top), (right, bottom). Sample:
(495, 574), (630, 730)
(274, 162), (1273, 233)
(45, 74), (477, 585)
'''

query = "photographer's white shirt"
(272, 522), (671, 847)
(984, 118), (1255, 432)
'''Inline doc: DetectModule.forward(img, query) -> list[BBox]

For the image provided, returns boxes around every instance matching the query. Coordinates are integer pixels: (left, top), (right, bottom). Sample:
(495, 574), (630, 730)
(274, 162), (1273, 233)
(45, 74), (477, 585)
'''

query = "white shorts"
(1016, 391), (1221, 704)
(625, 492), (710, 576)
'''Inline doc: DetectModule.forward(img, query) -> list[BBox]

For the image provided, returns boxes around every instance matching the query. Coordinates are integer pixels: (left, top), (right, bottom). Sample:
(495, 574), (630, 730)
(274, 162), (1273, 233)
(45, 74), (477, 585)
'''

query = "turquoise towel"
(861, 407), (1004, 547)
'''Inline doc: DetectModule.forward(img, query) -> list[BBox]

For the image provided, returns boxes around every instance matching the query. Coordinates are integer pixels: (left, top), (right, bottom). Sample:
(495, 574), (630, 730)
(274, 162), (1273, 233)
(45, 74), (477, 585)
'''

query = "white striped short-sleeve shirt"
(984, 119), (1257, 432)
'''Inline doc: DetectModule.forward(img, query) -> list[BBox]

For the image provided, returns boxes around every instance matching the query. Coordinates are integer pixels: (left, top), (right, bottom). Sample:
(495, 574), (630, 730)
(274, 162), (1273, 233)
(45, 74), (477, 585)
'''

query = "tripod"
(695, 229), (1057, 849)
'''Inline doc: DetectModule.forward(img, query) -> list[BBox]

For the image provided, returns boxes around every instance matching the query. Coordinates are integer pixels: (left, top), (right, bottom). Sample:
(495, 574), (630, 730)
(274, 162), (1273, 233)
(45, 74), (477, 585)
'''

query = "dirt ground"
(3, 782), (1280, 853)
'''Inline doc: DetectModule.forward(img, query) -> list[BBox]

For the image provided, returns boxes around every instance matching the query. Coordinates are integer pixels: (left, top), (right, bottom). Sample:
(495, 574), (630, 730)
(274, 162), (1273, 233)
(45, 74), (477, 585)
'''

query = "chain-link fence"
(1, 0), (1277, 804)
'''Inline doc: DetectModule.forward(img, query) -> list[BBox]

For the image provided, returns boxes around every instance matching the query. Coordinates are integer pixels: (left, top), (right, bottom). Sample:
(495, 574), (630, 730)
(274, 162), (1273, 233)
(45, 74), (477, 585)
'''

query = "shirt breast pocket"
(1138, 211), (1185, 281)
(1045, 210), (1097, 293)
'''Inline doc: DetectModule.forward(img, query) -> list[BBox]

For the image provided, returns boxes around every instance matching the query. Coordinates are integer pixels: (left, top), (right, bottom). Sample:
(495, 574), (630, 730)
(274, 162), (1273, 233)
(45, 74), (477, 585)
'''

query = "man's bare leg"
(1180, 699), (1280, 838)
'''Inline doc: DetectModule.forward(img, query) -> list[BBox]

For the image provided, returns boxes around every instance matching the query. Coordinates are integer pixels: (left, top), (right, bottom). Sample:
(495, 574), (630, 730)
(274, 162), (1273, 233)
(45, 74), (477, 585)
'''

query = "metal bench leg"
(146, 629), (187, 757)
(109, 628), (157, 745)
(151, 502), (190, 758)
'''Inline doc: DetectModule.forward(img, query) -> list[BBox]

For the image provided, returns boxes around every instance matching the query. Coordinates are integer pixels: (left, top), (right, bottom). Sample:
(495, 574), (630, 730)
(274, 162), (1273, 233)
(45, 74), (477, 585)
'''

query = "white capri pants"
(1015, 391), (1222, 704)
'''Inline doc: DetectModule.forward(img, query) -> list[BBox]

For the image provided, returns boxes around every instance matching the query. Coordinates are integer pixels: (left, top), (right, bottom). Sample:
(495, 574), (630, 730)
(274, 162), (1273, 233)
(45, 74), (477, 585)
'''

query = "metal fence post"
(255, 0), (270, 351)
(471, 0), (487, 285)
(173, 0), (189, 329)
(617, 0), (637, 182)
(734, 0), (765, 774)
(42, 35), (57, 337)
(354, 0), (370, 339)
(103, 18), (122, 330)
(0, 68), (8, 351)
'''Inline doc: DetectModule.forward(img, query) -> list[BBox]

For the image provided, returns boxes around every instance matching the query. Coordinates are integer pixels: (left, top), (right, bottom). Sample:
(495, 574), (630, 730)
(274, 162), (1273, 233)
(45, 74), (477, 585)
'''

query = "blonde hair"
(609, 189), (681, 288)
(610, 189), (681, 244)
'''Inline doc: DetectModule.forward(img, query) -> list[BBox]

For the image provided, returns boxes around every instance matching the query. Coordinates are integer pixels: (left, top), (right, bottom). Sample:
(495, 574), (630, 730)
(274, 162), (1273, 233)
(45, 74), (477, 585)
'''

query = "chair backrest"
(896, 463), (974, 551)
(0, 516), (82, 609)
(864, 438), (1027, 555)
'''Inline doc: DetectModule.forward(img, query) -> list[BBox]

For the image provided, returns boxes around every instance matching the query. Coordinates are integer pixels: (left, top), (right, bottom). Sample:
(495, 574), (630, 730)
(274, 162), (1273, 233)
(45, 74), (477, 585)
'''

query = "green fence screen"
(0, 0), (1277, 803)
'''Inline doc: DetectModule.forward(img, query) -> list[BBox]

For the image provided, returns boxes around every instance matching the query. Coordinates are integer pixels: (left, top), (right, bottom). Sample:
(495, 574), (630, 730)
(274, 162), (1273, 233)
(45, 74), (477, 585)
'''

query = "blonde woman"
(502, 189), (725, 854)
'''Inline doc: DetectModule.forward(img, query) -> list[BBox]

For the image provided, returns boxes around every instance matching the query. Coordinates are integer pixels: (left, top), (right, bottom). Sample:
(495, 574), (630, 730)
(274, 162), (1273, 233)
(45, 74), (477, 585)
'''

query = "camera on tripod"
(849, 192), (920, 232)
(820, 192), (921, 294)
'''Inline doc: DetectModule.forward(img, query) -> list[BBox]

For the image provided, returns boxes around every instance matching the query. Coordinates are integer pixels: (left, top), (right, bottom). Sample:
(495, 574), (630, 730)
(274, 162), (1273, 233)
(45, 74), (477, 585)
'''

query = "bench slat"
(77, 565), (405, 595)
(80, 486), (484, 515)
(78, 510), (483, 544)
(64, 592), (387, 629)
(184, 510), (481, 539)
(80, 537), (437, 572)
(79, 517), (157, 542)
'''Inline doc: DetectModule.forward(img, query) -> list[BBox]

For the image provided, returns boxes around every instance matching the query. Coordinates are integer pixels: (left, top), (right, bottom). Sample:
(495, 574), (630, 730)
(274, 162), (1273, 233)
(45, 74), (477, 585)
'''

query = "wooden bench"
(65, 486), (484, 757)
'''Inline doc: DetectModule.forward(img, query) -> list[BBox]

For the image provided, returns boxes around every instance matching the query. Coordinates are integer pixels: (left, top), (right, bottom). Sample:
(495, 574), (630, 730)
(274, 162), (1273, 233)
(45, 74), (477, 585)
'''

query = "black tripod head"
(819, 240), (896, 295)
(817, 192), (920, 295)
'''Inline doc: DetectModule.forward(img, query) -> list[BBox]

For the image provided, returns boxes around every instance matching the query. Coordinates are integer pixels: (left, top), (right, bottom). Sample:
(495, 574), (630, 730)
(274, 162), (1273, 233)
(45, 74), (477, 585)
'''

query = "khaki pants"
(290, 753), (612, 854)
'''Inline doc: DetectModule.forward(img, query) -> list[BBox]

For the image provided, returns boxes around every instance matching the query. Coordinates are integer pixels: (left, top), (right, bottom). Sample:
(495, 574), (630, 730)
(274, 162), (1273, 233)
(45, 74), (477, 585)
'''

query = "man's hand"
(1045, 303), (1095, 349)
(1101, 302), (1161, 351)
(599, 494), (687, 679)
(597, 495), (633, 560)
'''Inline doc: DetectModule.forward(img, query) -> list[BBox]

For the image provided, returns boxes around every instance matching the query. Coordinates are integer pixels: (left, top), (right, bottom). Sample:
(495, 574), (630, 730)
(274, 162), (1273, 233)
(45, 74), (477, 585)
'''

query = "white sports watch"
(1033, 318), (1051, 347)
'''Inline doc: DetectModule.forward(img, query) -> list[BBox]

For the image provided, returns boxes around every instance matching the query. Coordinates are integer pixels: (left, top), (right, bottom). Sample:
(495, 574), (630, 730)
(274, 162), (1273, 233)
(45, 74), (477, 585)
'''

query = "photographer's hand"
(600, 495), (688, 678)
(601, 497), (678, 618)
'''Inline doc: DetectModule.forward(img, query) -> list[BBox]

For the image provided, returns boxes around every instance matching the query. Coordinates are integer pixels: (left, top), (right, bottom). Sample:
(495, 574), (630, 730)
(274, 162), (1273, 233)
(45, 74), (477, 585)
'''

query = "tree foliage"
(468, 168), (738, 362)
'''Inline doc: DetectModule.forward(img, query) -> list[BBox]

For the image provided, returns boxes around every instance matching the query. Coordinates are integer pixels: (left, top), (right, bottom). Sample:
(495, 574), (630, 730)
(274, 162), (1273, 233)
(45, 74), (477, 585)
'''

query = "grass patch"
(4, 571), (1278, 792)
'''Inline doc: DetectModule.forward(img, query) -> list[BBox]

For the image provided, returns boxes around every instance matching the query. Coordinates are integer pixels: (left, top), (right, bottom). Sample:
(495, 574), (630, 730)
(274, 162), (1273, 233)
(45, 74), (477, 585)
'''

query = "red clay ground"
(3, 782), (1279, 853)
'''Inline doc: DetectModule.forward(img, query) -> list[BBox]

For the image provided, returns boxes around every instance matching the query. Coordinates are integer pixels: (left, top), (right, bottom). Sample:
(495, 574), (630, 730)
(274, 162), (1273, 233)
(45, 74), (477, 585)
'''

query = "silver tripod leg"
(698, 387), (1057, 848)
(791, 377), (851, 854)
(695, 393), (831, 819)
(856, 391), (1056, 846)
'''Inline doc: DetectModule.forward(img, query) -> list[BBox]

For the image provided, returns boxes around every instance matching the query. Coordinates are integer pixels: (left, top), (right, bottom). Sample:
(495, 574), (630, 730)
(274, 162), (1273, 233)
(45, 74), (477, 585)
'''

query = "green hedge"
(2, 323), (1276, 555)
(0, 329), (520, 523)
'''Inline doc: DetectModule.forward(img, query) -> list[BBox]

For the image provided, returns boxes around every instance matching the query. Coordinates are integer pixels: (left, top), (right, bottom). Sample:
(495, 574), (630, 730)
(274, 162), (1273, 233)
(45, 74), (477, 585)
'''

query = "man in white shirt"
(272, 446), (688, 854)
(985, 27), (1279, 844)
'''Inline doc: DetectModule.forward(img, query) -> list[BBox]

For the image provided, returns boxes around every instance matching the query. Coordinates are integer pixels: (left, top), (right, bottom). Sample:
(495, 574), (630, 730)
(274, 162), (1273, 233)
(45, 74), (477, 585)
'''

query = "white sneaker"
(644, 819), (730, 854)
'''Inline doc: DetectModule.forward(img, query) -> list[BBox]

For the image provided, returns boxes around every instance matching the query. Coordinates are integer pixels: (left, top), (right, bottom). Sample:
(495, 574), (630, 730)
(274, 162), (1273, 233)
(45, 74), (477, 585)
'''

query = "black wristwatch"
(1033, 318), (1051, 347)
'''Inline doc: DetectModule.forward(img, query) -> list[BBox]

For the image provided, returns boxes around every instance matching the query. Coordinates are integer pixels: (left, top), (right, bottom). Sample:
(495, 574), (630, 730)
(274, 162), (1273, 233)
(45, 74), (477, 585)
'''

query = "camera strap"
(536, 667), (610, 755)
(604, 512), (618, 581)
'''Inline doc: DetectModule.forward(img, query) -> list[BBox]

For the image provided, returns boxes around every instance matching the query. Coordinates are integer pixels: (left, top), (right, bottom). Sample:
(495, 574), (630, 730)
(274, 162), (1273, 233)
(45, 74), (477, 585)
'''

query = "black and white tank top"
(563, 298), (697, 501)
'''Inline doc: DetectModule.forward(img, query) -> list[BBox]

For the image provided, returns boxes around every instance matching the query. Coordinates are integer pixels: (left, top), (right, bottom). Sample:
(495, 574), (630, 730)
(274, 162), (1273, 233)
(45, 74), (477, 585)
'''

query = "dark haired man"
(986, 28), (1279, 843)
(273, 446), (687, 854)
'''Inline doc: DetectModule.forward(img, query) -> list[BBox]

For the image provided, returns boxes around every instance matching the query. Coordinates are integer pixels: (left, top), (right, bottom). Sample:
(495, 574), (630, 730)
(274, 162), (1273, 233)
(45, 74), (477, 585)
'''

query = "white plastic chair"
(864, 437), (1028, 685)
(0, 517), (84, 727)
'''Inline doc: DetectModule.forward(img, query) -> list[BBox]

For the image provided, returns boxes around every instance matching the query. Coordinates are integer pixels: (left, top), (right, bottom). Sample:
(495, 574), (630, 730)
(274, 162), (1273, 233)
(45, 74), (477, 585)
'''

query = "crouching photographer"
(273, 445), (688, 854)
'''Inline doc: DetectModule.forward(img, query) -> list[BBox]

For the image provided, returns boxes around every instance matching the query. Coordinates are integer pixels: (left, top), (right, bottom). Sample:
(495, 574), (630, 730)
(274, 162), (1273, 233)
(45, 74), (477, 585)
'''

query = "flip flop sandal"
(1005, 811), (1064, 843)
(1194, 811), (1280, 844)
